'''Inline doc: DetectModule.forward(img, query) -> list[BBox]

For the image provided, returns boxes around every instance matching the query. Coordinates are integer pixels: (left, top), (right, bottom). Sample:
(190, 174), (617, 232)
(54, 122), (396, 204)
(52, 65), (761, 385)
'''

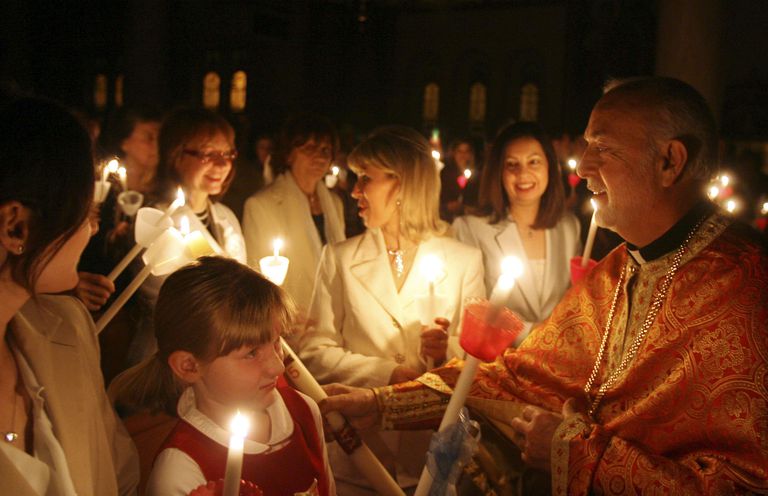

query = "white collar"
(176, 387), (295, 454)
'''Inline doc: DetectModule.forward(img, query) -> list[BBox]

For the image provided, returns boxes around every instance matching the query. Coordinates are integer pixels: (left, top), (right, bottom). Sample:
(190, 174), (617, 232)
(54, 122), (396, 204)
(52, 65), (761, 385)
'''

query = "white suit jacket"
(298, 228), (485, 388)
(452, 213), (581, 330)
(1, 296), (139, 496)
(242, 172), (345, 313)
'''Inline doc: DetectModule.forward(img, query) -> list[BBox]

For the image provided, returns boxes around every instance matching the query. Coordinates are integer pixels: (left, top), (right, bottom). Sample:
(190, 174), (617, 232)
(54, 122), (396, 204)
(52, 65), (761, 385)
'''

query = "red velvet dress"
(160, 386), (330, 496)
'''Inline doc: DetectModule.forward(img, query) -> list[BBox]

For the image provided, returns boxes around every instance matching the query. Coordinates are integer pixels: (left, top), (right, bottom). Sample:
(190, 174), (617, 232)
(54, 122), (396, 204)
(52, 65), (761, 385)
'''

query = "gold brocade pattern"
(379, 212), (768, 494)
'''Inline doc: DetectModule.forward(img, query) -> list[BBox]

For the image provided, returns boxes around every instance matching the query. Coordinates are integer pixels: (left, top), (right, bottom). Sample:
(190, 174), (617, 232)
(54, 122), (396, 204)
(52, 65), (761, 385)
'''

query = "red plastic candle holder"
(459, 299), (524, 362)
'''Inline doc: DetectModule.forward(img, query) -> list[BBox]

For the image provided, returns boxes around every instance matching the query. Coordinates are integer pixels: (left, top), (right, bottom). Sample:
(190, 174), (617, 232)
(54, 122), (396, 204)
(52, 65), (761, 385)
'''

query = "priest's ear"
(168, 350), (204, 384)
(0, 201), (31, 257)
(659, 138), (690, 188)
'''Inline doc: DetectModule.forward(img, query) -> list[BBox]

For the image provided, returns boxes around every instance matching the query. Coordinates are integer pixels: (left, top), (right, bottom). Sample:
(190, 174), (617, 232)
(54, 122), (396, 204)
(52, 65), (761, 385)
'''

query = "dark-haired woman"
(243, 114), (345, 315)
(453, 122), (581, 336)
(0, 98), (138, 494)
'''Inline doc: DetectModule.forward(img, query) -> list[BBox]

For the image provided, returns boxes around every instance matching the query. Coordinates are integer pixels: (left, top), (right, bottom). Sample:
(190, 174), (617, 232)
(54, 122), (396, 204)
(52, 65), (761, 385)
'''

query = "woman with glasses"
(130, 108), (246, 365)
(243, 114), (345, 316)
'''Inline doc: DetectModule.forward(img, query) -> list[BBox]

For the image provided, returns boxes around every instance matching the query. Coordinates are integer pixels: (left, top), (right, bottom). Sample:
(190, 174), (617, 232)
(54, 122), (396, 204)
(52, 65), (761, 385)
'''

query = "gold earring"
(17, 245), (24, 254)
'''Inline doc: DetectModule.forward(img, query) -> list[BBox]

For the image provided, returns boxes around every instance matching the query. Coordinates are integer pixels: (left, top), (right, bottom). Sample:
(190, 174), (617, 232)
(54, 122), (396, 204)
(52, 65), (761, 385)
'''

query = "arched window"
(423, 82), (439, 122)
(520, 83), (539, 121)
(114, 75), (124, 108)
(230, 70), (247, 112)
(203, 71), (221, 110)
(94, 74), (108, 110)
(468, 82), (487, 124)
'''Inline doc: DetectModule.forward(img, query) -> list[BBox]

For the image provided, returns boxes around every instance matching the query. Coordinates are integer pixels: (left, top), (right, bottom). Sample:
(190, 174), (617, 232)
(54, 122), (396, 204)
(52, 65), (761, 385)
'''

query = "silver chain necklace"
(584, 218), (704, 418)
(387, 249), (405, 278)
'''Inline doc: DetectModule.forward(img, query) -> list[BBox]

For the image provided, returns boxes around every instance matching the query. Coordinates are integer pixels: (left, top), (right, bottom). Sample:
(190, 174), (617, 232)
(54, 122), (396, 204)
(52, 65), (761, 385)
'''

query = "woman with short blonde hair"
(298, 125), (484, 494)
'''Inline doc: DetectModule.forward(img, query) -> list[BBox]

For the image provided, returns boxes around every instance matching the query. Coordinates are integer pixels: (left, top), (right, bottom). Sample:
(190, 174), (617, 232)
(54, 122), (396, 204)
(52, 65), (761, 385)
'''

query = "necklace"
(584, 218), (704, 418)
(387, 248), (405, 278)
(3, 390), (18, 443)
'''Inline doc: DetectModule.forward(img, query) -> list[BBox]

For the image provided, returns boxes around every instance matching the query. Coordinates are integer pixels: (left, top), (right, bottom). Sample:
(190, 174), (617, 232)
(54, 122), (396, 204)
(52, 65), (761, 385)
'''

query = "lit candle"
(431, 149), (441, 161)
(98, 226), (191, 332)
(180, 215), (215, 259)
(259, 238), (289, 286)
(416, 255), (446, 368)
(331, 165), (340, 177)
(708, 185), (720, 200)
(223, 411), (250, 496)
(581, 199), (599, 268)
(567, 158), (580, 190)
(726, 199), (738, 213)
(157, 187), (186, 225)
(463, 168), (472, 180)
(720, 174), (730, 187)
(762, 202), (768, 215)
(486, 256), (524, 324)
(413, 258), (523, 496)
(118, 166), (127, 191)
(567, 158), (578, 171)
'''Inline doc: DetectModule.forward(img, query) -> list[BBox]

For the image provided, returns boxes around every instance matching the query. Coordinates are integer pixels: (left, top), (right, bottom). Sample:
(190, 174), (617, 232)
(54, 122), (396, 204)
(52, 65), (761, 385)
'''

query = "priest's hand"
(420, 317), (450, 366)
(509, 398), (578, 472)
(320, 383), (381, 430)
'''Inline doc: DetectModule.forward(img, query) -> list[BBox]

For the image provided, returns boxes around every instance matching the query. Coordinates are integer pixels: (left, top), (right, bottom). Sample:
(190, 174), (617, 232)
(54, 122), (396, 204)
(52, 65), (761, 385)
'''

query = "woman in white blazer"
(453, 121), (581, 337)
(243, 115), (345, 314)
(0, 98), (138, 495)
(130, 108), (247, 364)
(298, 126), (484, 493)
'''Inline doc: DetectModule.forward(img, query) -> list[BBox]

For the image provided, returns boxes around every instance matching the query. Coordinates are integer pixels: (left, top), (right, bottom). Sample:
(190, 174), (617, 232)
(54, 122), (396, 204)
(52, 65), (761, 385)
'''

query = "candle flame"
(762, 202), (768, 215)
(720, 175), (730, 187)
(501, 256), (524, 279)
(118, 166), (127, 179)
(567, 158), (578, 170)
(707, 185), (720, 200)
(419, 254), (444, 283)
(272, 238), (283, 257)
(726, 199), (737, 213)
(463, 168), (472, 179)
(107, 159), (120, 173)
(180, 216), (190, 236)
(229, 411), (250, 439)
(589, 198), (598, 212)
(173, 187), (186, 208)
(331, 165), (340, 176)
(431, 150), (441, 161)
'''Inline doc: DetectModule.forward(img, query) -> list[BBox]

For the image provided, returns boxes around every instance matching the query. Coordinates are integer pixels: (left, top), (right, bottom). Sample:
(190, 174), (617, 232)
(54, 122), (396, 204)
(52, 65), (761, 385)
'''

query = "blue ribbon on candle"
(425, 407), (481, 496)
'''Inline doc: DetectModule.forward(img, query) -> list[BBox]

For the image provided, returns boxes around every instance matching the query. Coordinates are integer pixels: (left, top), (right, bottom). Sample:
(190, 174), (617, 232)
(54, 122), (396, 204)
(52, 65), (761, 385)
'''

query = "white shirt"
(0, 345), (77, 496)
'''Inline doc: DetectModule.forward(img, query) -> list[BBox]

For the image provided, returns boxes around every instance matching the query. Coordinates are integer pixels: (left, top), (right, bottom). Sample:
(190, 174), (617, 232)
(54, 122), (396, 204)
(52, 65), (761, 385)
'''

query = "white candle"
(118, 166), (127, 191)
(260, 238), (289, 286)
(223, 411), (250, 496)
(581, 199), (599, 268)
(486, 256), (523, 324)
(157, 187), (186, 226)
(414, 257), (522, 496)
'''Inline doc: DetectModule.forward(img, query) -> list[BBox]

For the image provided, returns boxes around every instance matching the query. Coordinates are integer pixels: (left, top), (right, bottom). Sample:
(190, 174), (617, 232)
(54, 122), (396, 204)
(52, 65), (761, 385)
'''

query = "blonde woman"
(298, 126), (484, 493)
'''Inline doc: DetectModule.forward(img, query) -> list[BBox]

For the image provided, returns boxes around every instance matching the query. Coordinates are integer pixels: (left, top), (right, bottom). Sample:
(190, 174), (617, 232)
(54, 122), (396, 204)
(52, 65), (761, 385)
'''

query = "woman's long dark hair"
(0, 97), (94, 289)
(475, 121), (565, 228)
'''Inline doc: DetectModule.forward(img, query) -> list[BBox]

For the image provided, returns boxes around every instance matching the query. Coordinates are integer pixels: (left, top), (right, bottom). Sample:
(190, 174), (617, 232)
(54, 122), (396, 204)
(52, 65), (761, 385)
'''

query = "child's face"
(197, 334), (285, 411)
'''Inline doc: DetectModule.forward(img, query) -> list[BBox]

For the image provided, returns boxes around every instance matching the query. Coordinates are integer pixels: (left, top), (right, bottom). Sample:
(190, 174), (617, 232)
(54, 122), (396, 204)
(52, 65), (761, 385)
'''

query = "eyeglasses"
(182, 149), (238, 165)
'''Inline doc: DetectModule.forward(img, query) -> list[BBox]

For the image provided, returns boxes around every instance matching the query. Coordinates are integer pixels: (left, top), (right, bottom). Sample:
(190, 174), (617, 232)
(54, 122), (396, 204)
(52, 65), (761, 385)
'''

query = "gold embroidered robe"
(376, 212), (768, 494)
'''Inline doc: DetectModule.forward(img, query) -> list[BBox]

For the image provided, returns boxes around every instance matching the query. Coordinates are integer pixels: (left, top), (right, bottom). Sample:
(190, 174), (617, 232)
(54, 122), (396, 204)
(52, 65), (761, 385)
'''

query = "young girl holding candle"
(111, 256), (334, 496)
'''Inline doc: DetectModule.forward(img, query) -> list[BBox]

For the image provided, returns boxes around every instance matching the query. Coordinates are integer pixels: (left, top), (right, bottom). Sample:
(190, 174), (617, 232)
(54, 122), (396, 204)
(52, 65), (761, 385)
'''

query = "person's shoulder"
(434, 233), (482, 257)
(212, 201), (238, 220)
(29, 294), (91, 325)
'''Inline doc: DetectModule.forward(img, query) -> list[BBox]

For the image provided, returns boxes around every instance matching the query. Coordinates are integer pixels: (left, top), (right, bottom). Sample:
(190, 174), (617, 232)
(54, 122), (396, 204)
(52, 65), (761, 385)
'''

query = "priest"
(320, 77), (768, 495)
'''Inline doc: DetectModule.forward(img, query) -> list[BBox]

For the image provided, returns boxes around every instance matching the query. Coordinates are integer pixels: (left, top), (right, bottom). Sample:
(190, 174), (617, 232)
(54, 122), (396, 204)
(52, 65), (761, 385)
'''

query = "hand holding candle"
(259, 238), (289, 286)
(414, 258), (524, 496)
(416, 255), (447, 368)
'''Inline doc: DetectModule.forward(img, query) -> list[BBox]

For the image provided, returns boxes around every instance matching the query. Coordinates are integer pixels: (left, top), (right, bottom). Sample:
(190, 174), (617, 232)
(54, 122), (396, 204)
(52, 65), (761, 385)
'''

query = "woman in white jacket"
(130, 108), (247, 365)
(453, 121), (581, 338)
(243, 114), (345, 315)
(298, 126), (484, 493)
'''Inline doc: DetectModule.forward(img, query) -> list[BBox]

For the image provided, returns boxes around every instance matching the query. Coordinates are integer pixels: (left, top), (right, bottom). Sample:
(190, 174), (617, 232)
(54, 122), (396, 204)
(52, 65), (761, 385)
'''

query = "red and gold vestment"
(376, 212), (768, 494)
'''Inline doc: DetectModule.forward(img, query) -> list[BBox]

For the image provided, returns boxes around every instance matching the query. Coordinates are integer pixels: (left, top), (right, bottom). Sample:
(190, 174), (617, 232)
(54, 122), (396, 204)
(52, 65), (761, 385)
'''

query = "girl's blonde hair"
(110, 256), (294, 415)
(348, 126), (448, 241)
